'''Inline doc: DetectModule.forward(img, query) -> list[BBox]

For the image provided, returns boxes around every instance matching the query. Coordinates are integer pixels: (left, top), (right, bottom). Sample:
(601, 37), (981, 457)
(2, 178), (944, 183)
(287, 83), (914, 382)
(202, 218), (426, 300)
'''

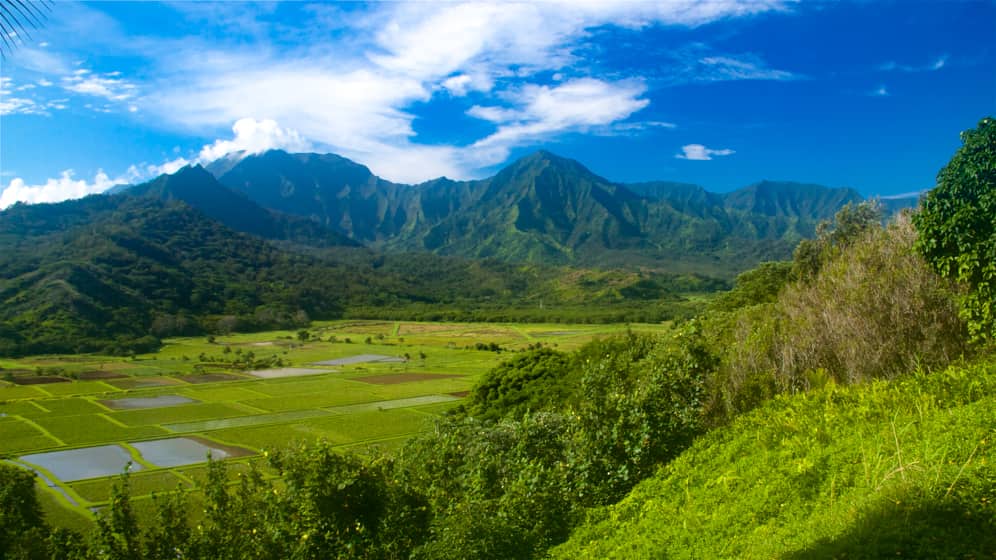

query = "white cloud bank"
(0, 169), (139, 209)
(0, 118), (311, 209)
(676, 144), (735, 161)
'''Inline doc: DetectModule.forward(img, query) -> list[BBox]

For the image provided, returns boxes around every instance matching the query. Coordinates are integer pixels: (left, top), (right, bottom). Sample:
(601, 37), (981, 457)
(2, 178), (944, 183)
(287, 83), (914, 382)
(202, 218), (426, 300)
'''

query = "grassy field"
(0, 319), (657, 528)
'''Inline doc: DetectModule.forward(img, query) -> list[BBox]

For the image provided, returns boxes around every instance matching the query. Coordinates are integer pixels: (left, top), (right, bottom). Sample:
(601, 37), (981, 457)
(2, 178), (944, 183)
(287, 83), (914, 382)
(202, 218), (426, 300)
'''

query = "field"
(0, 320), (657, 527)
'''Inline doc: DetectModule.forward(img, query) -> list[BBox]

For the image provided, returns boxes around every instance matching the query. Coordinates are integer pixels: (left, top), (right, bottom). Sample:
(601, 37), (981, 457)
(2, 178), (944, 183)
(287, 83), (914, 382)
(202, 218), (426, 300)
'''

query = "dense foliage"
(914, 116), (996, 341)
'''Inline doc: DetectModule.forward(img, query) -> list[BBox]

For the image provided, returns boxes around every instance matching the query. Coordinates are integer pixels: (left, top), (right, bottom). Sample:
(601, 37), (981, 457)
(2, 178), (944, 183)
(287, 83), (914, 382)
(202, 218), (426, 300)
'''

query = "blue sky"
(1, 0), (993, 208)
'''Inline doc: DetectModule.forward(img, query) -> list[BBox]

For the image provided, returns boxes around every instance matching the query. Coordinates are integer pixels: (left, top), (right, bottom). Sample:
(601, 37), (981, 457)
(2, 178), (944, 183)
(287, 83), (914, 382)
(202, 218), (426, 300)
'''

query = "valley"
(0, 320), (653, 530)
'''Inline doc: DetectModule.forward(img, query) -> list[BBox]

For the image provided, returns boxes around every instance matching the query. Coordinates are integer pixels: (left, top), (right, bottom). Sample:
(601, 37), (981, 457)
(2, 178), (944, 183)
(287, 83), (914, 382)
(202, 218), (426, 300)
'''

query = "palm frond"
(0, 0), (51, 59)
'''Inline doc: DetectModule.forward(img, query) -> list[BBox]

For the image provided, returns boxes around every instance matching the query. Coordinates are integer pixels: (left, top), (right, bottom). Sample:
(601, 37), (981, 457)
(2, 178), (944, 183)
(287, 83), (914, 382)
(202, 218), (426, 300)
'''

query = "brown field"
(77, 371), (128, 380)
(107, 376), (183, 389)
(397, 323), (458, 335)
(177, 373), (247, 384)
(355, 373), (463, 385)
(11, 376), (70, 385)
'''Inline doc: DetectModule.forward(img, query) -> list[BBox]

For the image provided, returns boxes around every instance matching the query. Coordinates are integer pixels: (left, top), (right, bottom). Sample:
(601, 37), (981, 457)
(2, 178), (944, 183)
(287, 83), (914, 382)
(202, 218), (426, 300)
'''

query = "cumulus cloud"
(0, 168), (140, 210)
(676, 144), (735, 161)
(198, 118), (313, 162)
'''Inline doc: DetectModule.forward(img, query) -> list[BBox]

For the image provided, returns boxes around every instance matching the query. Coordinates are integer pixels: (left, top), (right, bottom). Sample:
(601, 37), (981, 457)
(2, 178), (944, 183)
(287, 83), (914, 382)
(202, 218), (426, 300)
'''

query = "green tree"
(914, 116), (996, 341)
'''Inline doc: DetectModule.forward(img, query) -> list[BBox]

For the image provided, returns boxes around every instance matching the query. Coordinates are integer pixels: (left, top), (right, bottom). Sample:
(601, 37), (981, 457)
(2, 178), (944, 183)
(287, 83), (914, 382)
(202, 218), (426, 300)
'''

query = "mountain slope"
(212, 150), (866, 274)
(552, 360), (996, 558)
(129, 164), (358, 247)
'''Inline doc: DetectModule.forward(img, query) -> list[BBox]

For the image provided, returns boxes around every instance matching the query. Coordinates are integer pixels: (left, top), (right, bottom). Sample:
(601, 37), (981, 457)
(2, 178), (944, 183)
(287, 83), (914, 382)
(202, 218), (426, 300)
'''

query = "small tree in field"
(914, 116), (996, 342)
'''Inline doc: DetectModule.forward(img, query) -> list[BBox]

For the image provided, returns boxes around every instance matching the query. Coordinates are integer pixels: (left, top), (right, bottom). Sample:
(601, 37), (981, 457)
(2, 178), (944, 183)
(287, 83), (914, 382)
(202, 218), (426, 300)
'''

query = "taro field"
(0, 320), (655, 528)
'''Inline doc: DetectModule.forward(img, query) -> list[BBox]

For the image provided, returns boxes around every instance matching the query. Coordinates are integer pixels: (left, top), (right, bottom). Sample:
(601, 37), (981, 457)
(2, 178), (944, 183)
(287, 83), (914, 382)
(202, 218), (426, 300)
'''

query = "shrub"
(914, 116), (996, 342)
(723, 214), (966, 405)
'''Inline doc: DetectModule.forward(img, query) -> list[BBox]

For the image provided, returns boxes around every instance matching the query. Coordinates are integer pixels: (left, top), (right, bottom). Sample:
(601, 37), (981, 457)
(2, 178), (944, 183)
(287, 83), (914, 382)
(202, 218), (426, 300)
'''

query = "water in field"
(131, 437), (232, 467)
(312, 354), (405, 366)
(102, 395), (197, 409)
(248, 367), (330, 379)
(20, 445), (141, 481)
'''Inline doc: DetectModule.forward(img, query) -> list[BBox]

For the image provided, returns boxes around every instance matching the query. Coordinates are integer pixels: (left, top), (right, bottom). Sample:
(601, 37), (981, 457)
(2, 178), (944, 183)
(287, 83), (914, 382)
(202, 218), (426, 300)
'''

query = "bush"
(914, 116), (996, 342)
(720, 214), (966, 409)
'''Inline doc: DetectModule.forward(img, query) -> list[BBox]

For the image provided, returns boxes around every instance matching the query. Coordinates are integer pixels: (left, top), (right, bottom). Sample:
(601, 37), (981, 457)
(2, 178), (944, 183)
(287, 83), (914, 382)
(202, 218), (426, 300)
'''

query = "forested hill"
(212, 149), (901, 271)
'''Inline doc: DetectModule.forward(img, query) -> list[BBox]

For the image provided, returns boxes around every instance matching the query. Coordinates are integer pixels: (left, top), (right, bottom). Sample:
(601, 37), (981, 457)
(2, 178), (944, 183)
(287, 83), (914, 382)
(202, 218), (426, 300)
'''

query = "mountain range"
(198, 149), (911, 271)
(0, 148), (918, 355)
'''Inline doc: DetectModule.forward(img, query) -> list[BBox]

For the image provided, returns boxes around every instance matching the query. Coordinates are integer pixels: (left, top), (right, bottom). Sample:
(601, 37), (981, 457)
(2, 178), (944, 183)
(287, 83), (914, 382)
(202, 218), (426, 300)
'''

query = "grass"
(32, 415), (168, 446)
(108, 402), (249, 426)
(551, 359), (996, 559)
(71, 470), (191, 503)
(0, 417), (60, 453)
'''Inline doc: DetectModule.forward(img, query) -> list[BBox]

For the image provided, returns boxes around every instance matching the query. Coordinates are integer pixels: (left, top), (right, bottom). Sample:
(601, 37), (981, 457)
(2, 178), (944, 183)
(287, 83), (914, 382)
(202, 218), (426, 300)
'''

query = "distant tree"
(914, 116), (996, 341)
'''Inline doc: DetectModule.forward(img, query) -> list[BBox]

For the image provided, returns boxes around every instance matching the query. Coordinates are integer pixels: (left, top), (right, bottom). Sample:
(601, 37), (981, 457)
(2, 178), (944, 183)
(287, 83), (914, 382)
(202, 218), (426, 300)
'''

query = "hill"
(551, 359), (996, 559)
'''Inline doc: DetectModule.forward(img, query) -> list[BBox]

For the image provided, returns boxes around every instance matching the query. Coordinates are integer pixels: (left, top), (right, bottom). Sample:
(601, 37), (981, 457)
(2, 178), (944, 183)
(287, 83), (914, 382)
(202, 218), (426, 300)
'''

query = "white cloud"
(879, 55), (948, 73)
(869, 85), (889, 97)
(697, 55), (797, 81)
(676, 144), (735, 161)
(467, 78), (650, 163)
(0, 78), (68, 116)
(0, 168), (140, 210)
(198, 118), (313, 162)
(135, 1), (791, 181)
(63, 70), (138, 101)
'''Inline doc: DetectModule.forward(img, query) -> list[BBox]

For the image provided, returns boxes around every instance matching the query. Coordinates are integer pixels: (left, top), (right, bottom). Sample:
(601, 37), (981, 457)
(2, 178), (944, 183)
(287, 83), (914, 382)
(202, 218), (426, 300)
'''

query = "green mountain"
(128, 164), (358, 247)
(214, 150), (868, 273)
(0, 175), (723, 355)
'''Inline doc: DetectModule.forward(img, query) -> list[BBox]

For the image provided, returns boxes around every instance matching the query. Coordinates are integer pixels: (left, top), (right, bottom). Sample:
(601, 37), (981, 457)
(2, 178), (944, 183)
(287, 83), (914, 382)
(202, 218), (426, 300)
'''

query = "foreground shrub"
(914, 116), (996, 342)
(713, 212), (966, 419)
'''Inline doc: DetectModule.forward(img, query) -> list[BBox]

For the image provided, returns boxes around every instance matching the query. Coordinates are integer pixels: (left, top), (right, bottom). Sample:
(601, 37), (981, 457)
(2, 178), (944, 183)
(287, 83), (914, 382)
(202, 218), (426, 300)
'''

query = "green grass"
(208, 424), (318, 452)
(35, 483), (94, 533)
(71, 470), (191, 503)
(0, 417), (60, 454)
(27, 398), (109, 417)
(108, 402), (250, 426)
(296, 409), (434, 444)
(33, 415), (168, 446)
(0, 383), (47, 400)
(552, 359), (996, 559)
(38, 381), (120, 396)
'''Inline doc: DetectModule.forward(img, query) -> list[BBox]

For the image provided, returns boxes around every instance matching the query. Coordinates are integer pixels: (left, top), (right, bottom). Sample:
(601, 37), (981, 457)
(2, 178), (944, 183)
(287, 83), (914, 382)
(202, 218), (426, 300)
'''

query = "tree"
(914, 117), (996, 341)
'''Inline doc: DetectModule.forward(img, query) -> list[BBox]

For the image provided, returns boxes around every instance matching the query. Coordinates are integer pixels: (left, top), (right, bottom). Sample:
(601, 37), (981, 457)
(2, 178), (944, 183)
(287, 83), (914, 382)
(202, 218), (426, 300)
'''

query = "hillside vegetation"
(553, 360), (996, 558)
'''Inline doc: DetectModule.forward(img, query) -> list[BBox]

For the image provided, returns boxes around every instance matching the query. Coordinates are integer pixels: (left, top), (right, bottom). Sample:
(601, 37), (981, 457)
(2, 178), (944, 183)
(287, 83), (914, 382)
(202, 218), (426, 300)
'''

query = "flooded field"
(20, 445), (140, 481)
(102, 395), (197, 410)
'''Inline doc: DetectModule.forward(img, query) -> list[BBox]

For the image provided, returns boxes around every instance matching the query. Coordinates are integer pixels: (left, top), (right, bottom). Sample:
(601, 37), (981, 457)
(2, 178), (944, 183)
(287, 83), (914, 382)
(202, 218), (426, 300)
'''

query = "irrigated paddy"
(0, 319), (663, 528)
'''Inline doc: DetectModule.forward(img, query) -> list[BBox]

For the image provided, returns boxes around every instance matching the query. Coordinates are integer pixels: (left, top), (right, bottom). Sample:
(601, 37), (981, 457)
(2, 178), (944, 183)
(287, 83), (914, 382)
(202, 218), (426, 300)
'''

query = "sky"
(0, 0), (994, 209)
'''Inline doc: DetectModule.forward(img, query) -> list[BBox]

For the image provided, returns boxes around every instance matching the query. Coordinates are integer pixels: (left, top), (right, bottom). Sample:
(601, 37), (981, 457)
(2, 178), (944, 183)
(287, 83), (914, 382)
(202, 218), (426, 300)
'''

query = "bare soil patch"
(177, 373), (246, 384)
(448, 391), (471, 398)
(356, 373), (462, 385)
(398, 323), (456, 335)
(77, 371), (127, 381)
(11, 376), (70, 385)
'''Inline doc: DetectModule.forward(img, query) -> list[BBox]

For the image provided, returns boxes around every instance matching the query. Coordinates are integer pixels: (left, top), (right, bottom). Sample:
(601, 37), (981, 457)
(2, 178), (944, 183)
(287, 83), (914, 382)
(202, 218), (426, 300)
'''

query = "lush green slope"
(552, 359), (996, 559)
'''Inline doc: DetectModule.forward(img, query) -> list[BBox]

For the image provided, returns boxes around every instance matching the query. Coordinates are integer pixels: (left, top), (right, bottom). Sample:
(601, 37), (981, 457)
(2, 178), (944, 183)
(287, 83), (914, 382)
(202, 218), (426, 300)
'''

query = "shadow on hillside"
(782, 498), (996, 560)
